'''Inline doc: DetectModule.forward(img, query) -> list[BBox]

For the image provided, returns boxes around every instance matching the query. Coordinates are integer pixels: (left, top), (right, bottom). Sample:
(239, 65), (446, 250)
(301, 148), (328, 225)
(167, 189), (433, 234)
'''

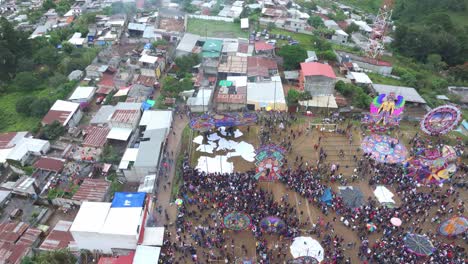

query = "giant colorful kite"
(190, 112), (257, 131)
(420, 105), (462, 135)
(254, 144), (286, 181)
(438, 216), (468, 237)
(361, 134), (407, 163)
(223, 212), (252, 231)
(363, 93), (405, 132)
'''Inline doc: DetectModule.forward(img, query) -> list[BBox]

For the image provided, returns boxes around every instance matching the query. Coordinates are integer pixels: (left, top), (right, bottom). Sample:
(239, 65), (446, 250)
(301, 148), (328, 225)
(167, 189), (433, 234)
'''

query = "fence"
(187, 14), (234, 22)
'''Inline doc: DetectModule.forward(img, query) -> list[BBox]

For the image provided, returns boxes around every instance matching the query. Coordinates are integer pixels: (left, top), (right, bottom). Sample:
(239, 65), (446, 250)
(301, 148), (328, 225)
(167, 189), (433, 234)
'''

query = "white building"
(187, 89), (213, 112)
(0, 132), (50, 166)
(247, 76), (286, 111)
(331, 29), (349, 44)
(347, 71), (372, 85)
(68, 86), (96, 103)
(68, 32), (86, 47)
(42, 100), (82, 127)
(70, 193), (147, 254)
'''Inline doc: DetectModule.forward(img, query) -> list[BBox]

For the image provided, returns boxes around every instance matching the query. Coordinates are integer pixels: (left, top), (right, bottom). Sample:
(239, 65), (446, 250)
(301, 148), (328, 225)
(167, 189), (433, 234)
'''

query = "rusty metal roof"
(83, 126), (110, 148)
(72, 179), (110, 202)
(39, 220), (74, 251)
(110, 109), (140, 124)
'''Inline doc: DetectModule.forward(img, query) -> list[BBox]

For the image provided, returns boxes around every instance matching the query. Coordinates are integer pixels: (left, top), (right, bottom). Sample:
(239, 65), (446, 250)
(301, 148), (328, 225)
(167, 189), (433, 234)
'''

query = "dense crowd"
(158, 114), (467, 264)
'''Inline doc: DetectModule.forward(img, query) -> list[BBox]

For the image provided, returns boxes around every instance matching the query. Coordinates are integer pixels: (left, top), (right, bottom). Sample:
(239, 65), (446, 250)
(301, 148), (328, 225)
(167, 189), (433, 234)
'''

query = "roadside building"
(246, 75), (286, 111)
(41, 100), (82, 127)
(299, 62), (337, 96)
(68, 86), (96, 103)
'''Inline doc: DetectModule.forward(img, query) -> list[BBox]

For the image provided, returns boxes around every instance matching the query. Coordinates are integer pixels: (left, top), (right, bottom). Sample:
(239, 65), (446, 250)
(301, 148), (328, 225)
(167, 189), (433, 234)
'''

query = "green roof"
(202, 51), (221, 58)
(219, 80), (233, 86)
(202, 39), (223, 52)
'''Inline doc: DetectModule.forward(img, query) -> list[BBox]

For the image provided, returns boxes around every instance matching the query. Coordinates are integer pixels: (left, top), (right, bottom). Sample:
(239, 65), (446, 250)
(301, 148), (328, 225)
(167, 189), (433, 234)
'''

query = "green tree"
(49, 73), (68, 88)
(277, 45), (307, 70)
(345, 22), (359, 34)
(42, 0), (56, 10)
(42, 121), (65, 140)
(426, 54), (447, 71)
(174, 54), (200, 77)
(307, 16), (324, 28)
(318, 50), (336, 61)
(16, 96), (35, 115)
(401, 73), (417, 87)
(31, 249), (76, 264)
(30, 98), (51, 117)
(267, 22), (276, 31)
(61, 41), (75, 54)
(12, 72), (41, 91)
(101, 145), (121, 164)
(449, 62), (468, 81)
(33, 46), (59, 67)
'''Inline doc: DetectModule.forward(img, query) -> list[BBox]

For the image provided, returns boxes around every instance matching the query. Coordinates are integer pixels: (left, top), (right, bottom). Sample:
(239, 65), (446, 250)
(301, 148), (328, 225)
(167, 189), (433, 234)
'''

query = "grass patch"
(367, 73), (404, 86)
(335, 0), (382, 13)
(0, 92), (45, 132)
(270, 28), (319, 50)
(171, 125), (192, 200)
(187, 18), (248, 38)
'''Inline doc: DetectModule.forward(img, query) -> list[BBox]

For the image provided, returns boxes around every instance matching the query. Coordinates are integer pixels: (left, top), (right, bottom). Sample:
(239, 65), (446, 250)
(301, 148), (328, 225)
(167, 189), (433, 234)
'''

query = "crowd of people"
(158, 112), (466, 264)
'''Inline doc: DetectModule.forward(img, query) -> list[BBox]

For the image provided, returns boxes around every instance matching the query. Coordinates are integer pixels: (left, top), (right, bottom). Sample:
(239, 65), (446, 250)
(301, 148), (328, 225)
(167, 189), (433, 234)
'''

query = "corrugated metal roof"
(72, 179), (110, 202)
(39, 220), (74, 251)
(218, 56), (248, 74)
(33, 157), (65, 172)
(247, 56), (278, 77)
(373, 84), (427, 104)
(111, 109), (140, 124)
(83, 126), (110, 148)
(0, 222), (29, 243)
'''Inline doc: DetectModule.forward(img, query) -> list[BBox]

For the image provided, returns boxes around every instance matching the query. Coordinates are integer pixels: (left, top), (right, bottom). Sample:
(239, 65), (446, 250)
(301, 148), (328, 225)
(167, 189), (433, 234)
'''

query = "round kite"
(366, 222), (377, 232)
(361, 134), (407, 163)
(420, 105), (462, 135)
(260, 216), (286, 233)
(287, 256), (319, 264)
(438, 216), (468, 237)
(175, 198), (183, 206)
(403, 233), (435, 256)
(290, 237), (324, 262)
(390, 217), (402, 227)
(223, 212), (252, 231)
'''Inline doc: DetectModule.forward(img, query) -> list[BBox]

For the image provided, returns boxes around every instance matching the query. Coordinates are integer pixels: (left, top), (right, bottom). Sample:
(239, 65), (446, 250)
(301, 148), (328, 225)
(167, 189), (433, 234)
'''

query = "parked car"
(265, 34), (269, 40)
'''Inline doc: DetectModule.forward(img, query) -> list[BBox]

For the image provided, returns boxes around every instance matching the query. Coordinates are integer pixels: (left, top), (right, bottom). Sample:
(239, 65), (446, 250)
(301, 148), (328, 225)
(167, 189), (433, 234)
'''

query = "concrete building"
(246, 75), (286, 111)
(42, 100), (82, 127)
(0, 132), (50, 166)
(299, 62), (337, 96)
(175, 33), (199, 57)
(68, 86), (96, 103)
(331, 29), (349, 44)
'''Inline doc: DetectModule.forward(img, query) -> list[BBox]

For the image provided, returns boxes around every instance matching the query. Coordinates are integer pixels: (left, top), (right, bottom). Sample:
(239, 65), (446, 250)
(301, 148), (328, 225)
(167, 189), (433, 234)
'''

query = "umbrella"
(404, 233), (435, 256)
(438, 216), (468, 237)
(290, 237), (324, 262)
(175, 198), (183, 206)
(366, 223), (377, 232)
(390, 217), (402, 227)
(287, 256), (319, 264)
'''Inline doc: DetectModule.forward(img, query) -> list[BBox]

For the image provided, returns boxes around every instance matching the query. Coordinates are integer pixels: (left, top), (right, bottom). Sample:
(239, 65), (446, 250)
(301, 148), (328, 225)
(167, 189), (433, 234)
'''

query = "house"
(335, 51), (393, 75)
(97, 68), (117, 95)
(68, 70), (83, 81)
(42, 100), (82, 127)
(241, 18), (249, 29)
(284, 18), (310, 32)
(347, 72), (372, 85)
(85, 64), (108, 79)
(69, 86), (96, 103)
(0, 132), (50, 166)
(107, 109), (142, 142)
(305, 51), (318, 62)
(218, 56), (248, 76)
(352, 20), (372, 35)
(448, 86), (468, 105)
(29, 25), (48, 39)
(69, 193), (148, 253)
(324, 20), (340, 30)
(215, 76), (247, 111)
(246, 75), (286, 111)
(175, 33), (199, 57)
(222, 39), (239, 56)
(331, 29), (348, 44)
(187, 89), (213, 112)
(82, 126), (110, 148)
(90, 102), (141, 126)
(154, 16), (185, 42)
(299, 62), (337, 96)
(247, 56), (278, 82)
(118, 110), (172, 182)
(33, 157), (65, 173)
(39, 220), (75, 251)
(0, 222), (42, 264)
(202, 39), (223, 59)
(68, 32), (86, 47)
(128, 22), (146, 37)
(254, 41), (275, 56)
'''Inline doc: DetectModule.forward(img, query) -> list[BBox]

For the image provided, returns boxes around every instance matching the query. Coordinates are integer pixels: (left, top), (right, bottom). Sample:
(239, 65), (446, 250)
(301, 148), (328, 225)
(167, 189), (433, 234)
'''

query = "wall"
(68, 109), (83, 128)
(187, 14), (234, 22)
(303, 76), (336, 96)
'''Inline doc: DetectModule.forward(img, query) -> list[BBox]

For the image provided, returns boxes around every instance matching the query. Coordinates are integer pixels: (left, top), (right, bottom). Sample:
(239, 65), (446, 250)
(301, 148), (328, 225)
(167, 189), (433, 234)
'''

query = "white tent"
(373, 185), (395, 205)
(290, 236), (324, 262)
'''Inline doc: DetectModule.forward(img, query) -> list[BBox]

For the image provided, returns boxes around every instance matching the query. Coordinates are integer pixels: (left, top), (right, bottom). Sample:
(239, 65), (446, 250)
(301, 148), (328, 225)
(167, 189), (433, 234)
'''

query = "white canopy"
(290, 236), (324, 262)
(373, 185), (395, 204)
(107, 127), (133, 141)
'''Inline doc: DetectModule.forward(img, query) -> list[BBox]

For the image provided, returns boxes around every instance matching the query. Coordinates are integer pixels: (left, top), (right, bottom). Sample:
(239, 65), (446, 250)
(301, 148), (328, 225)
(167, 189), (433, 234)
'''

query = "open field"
(0, 92), (41, 132)
(186, 18), (248, 38)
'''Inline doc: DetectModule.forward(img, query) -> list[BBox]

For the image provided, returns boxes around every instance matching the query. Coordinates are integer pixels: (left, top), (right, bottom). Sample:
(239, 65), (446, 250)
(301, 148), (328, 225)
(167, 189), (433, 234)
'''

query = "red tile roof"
(0, 132), (17, 149)
(72, 179), (110, 202)
(110, 109), (140, 124)
(42, 110), (72, 126)
(254, 41), (274, 52)
(83, 126), (110, 148)
(39, 220), (74, 251)
(98, 252), (135, 264)
(247, 57), (278, 77)
(33, 157), (65, 172)
(300, 62), (336, 79)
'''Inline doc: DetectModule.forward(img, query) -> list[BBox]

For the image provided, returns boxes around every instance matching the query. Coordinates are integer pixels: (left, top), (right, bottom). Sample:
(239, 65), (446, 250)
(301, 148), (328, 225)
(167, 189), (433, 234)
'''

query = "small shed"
(69, 86), (96, 103)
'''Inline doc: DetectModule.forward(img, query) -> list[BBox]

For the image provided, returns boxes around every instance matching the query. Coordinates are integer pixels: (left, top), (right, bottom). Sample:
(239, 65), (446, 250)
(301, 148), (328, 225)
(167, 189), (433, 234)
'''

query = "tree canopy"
(277, 45), (307, 70)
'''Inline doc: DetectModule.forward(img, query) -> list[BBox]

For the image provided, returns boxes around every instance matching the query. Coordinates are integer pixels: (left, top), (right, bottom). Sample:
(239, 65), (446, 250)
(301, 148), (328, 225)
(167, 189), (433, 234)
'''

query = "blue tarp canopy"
(321, 187), (332, 206)
(111, 192), (146, 208)
(144, 43), (153, 49)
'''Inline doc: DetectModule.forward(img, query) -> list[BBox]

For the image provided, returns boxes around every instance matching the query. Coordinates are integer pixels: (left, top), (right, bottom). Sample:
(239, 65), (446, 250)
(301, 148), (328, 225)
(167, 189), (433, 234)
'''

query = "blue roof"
(321, 187), (332, 206)
(111, 192), (146, 208)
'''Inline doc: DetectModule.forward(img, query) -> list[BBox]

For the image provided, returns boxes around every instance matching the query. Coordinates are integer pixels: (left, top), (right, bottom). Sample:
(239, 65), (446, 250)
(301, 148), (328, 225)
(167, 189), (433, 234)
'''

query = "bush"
(277, 45), (307, 70)
(42, 120), (65, 140)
